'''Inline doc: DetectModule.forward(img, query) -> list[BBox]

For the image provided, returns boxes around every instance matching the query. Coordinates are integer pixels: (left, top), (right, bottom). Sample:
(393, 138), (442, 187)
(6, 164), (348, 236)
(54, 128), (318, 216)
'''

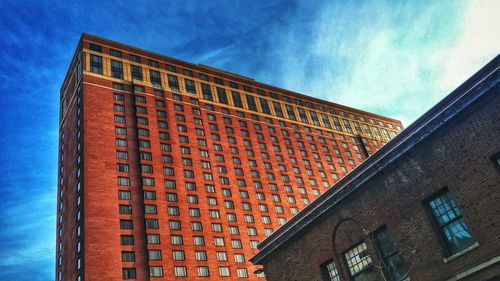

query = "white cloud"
(267, 0), (499, 127)
(439, 0), (500, 92)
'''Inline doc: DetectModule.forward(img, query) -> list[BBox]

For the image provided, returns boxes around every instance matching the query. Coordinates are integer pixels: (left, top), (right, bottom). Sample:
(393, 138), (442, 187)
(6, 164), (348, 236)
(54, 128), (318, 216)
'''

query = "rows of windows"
(57, 82), (83, 281)
(109, 87), (389, 279)
(87, 44), (401, 140)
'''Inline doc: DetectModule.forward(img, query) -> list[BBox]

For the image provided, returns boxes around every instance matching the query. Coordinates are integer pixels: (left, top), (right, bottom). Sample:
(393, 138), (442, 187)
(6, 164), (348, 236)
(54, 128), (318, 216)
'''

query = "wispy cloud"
(257, 0), (499, 126)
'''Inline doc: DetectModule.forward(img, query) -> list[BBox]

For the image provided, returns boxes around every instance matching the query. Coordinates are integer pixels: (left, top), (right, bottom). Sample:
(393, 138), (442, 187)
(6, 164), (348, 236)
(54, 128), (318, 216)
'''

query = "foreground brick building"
(56, 34), (404, 280)
(250, 56), (500, 280)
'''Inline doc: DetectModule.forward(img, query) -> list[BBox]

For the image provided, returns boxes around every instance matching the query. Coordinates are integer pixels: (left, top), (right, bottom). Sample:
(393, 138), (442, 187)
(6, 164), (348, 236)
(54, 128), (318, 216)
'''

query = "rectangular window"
(122, 268), (136, 279)
(121, 235), (134, 245)
(232, 91), (243, 108)
(273, 102), (284, 118)
(286, 105), (297, 120)
(89, 43), (102, 52)
(129, 54), (141, 63)
(373, 227), (407, 281)
(150, 70), (161, 85)
(298, 108), (309, 123)
(201, 83), (213, 100)
(246, 95), (257, 111)
(344, 242), (372, 278)
(197, 266), (210, 277)
(122, 251), (135, 262)
(426, 189), (475, 255)
(185, 79), (196, 93)
(217, 87), (228, 104)
(168, 75), (179, 90)
(260, 98), (271, 114)
(149, 266), (163, 277)
(130, 65), (142, 81)
(111, 60), (123, 79)
(90, 55), (103, 74)
(148, 250), (162, 261)
(110, 49), (122, 58)
(148, 59), (159, 68)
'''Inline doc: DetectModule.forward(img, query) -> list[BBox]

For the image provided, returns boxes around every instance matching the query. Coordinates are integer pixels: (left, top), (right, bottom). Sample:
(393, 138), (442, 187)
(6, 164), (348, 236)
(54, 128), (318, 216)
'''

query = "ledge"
(444, 242), (479, 263)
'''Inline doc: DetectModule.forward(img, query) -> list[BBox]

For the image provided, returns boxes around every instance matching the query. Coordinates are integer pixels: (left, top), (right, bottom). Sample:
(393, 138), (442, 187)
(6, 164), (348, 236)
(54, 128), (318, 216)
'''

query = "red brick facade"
(56, 34), (403, 281)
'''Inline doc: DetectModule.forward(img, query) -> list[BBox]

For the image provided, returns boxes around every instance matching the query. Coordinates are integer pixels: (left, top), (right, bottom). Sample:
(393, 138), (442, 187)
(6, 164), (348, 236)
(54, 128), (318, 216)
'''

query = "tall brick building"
(56, 34), (403, 281)
(250, 56), (500, 280)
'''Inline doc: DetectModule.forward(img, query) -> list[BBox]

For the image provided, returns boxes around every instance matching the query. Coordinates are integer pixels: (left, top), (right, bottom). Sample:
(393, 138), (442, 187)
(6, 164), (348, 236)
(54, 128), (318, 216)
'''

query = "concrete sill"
(444, 242), (479, 263)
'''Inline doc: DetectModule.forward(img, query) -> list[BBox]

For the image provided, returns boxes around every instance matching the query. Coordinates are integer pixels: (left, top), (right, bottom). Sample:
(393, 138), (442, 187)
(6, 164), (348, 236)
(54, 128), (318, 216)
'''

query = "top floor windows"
(298, 108), (309, 123)
(273, 102), (284, 118)
(90, 55), (103, 74)
(150, 70), (161, 86)
(201, 83), (213, 101)
(285, 105), (297, 121)
(232, 91), (243, 108)
(111, 60), (123, 79)
(148, 59), (159, 68)
(129, 54), (141, 63)
(130, 65), (143, 81)
(168, 75), (179, 90)
(217, 88), (228, 105)
(89, 43), (102, 52)
(185, 79), (196, 93)
(246, 95), (257, 111)
(110, 49), (122, 58)
(260, 99), (271, 115)
(214, 77), (224, 85)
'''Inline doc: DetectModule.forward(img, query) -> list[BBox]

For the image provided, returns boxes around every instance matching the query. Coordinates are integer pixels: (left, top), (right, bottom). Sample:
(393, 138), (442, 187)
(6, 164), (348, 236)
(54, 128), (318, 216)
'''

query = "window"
(130, 65), (143, 81)
(120, 220), (133, 229)
(168, 74), (179, 89)
(90, 55), (103, 74)
(246, 95), (257, 111)
(150, 70), (161, 85)
(149, 266), (163, 277)
(195, 251), (207, 261)
(119, 204), (132, 214)
(122, 268), (136, 279)
(201, 83), (213, 100)
(219, 266), (230, 277)
(145, 219), (159, 229)
(128, 54), (141, 63)
(171, 235), (184, 245)
(321, 259), (340, 281)
(110, 49), (122, 58)
(426, 189), (475, 254)
(174, 266), (187, 277)
(185, 79), (196, 93)
(232, 91), (243, 108)
(121, 235), (134, 245)
(122, 251), (135, 262)
(344, 242), (372, 278)
(197, 266), (210, 277)
(172, 250), (185, 261)
(118, 190), (131, 200)
(237, 268), (248, 278)
(217, 88), (228, 104)
(374, 227), (407, 280)
(111, 60), (123, 79)
(147, 234), (160, 244)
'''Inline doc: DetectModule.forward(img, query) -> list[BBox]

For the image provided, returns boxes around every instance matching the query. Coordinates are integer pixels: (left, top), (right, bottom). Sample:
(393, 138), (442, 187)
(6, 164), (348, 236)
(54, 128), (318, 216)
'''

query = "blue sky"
(0, 0), (498, 280)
